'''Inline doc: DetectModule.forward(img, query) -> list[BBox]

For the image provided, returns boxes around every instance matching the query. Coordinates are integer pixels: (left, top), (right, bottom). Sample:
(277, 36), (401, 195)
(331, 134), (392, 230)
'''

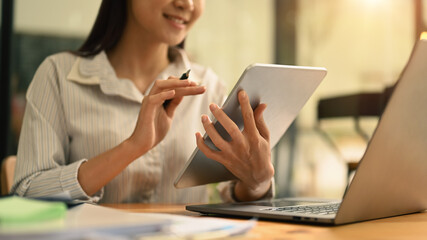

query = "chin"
(162, 34), (187, 47)
(168, 38), (186, 47)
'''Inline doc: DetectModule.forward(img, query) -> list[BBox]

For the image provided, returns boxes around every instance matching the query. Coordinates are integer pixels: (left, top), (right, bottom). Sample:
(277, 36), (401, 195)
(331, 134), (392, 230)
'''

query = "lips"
(163, 14), (188, 25)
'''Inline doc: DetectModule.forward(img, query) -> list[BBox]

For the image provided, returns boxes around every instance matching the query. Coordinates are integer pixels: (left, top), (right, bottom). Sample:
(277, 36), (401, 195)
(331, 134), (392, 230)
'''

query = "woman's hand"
(78, 76), (205, 196)
(128, 76), (206, 156)
(196, 90), (274, 202)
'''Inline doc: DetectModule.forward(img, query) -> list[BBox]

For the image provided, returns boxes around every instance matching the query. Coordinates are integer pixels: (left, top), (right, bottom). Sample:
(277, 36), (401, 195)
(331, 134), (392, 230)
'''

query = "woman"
(12, 0), (274, 203)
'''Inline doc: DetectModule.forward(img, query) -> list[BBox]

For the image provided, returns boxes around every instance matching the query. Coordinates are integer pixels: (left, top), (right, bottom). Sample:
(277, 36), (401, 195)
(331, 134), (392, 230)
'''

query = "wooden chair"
(1, 155), (16, 195)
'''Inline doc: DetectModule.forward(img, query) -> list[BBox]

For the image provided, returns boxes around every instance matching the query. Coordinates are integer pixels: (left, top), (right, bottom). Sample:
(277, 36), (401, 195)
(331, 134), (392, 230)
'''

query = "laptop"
(186, 39), (427, 225)
(174, 63), (327, 188)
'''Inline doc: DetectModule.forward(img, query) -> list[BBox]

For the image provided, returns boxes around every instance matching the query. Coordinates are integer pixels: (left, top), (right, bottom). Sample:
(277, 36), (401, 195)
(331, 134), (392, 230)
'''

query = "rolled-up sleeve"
(11, 57), (102, 203)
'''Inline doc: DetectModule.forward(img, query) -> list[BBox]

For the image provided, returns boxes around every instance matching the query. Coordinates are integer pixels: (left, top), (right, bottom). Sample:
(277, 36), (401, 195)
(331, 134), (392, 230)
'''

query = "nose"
(174, 0), (194, 11)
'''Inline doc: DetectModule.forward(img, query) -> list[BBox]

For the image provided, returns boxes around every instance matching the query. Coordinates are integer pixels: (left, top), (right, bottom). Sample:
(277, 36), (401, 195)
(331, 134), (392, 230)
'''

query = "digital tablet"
(174, 63), (327, 188)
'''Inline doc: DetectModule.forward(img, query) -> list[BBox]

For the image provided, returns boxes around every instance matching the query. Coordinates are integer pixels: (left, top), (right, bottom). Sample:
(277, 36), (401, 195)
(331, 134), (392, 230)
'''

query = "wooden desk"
(103, 204), (427, 240)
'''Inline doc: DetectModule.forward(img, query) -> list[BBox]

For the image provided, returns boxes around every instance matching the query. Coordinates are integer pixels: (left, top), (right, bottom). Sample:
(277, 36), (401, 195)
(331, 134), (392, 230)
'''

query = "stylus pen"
(163, 69), (191, 108)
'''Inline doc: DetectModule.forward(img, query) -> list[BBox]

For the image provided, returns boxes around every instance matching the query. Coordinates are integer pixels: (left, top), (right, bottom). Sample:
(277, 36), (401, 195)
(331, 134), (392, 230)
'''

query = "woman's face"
(128, 0), (205, 46)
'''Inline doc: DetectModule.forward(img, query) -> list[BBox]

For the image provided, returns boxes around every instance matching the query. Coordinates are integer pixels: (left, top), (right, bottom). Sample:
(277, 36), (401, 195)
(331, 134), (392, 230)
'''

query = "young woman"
(12, 0), (274, 203)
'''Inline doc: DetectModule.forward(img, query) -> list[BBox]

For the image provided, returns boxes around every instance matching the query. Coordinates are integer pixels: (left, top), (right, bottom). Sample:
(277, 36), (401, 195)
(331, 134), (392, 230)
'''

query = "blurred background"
(1, 0), (426, 200)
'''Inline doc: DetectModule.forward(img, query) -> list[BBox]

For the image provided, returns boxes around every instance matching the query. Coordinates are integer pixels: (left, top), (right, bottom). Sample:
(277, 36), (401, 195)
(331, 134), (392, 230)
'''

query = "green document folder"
(0, 196), (67, 224)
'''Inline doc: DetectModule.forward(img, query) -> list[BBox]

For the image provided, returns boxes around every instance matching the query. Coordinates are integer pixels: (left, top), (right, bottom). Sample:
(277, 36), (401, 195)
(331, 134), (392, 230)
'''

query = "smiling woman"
(10, 0), (275, 204)
(6, 0), (426, 203)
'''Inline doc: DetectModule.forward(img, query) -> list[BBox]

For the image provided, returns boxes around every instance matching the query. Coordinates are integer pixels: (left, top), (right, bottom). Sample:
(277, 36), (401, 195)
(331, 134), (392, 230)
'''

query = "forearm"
(77, 139), (146, 196)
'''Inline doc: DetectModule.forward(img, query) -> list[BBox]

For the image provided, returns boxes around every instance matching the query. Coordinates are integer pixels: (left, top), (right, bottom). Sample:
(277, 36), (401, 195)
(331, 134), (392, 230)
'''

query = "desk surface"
(103, 203), (427, 240)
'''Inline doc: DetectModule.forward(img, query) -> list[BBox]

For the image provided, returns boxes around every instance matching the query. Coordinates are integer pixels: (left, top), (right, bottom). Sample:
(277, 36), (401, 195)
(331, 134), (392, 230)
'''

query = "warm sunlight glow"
(421, 32), (427, 40)
(363, 0), (386, 8)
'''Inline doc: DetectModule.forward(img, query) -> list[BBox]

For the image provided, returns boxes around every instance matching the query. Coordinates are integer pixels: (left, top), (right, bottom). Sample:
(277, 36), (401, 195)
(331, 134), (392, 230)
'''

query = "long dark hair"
(75, 0), (127, 57)
(76, 0), (184, 57)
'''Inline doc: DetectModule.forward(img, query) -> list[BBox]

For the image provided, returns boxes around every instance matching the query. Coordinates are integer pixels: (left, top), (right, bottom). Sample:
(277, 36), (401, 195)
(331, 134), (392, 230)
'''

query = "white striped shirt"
(11, 48), (232, 204)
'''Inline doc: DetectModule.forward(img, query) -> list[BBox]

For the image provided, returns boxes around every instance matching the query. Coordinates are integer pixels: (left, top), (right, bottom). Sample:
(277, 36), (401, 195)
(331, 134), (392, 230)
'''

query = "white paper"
(0, 204), (256, 240)
(0, 204), (169, 240)
(138, 213), (257, 239)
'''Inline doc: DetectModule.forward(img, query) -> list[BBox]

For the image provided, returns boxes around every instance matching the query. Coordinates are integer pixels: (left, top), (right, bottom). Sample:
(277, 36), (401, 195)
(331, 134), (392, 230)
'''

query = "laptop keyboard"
(262, 203), (340, 215)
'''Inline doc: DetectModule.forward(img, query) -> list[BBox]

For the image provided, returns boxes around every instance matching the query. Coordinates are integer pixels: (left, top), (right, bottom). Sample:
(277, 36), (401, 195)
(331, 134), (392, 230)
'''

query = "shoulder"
(45, 51), (78, 69)
(35, 51), (79, 78)
(27, 52), (80, 99)
(45, 51), (78, 62)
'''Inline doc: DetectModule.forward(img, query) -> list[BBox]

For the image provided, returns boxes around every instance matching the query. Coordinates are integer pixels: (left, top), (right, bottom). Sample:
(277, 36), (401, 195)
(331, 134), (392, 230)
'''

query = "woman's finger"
(201, 114), (230, 152)
(145, 90), (176, 108)
(238, 90), (258, 136)
(150, 78), (192, 93)
(139, 90), (175, 128)
(253, 103), (270, 141)
(163, 86), (206, 116)
(209, 103), (242, 141)
(173, 85), (206, 97)
(164, 96), (184, 117)
(195, 132), (228, 167)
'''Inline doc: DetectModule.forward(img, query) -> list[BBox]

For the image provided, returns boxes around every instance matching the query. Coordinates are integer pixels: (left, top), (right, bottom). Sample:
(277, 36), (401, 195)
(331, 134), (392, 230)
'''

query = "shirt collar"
(66, 48), (192, 103)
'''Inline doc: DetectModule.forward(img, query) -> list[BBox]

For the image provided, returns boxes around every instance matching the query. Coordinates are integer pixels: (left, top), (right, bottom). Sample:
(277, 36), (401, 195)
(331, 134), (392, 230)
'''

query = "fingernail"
(209, 103), (219, 111)
(201, 115), (209, 123)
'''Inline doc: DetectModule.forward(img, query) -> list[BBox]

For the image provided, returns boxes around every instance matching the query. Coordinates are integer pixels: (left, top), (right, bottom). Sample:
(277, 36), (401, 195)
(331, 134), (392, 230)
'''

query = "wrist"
(121, 137), (150, 160)
(234, 179), (272, 202)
